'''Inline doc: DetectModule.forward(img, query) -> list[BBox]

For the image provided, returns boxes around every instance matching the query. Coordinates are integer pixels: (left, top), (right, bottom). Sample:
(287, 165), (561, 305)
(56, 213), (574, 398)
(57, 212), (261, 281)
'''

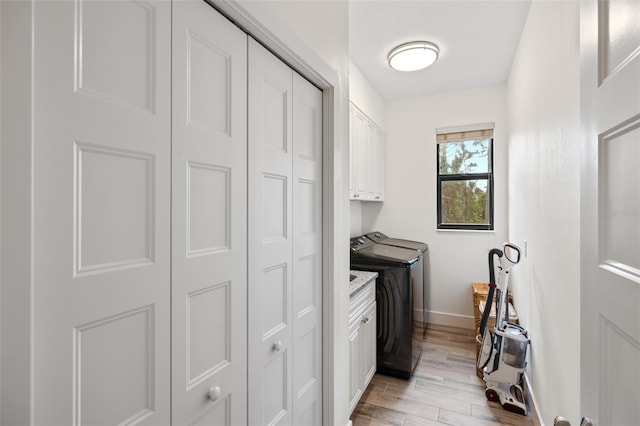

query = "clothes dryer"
(365, 232), (429, 332)
(350, 236), (422, 379)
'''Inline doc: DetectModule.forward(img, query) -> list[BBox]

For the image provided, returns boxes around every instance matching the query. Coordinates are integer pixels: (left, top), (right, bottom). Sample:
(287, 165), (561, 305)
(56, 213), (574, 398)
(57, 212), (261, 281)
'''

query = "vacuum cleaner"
(477, 243), (529, 415)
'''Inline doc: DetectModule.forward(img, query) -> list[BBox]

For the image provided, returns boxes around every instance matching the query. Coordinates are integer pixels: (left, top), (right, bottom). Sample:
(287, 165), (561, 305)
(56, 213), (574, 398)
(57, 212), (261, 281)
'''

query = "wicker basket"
(471, 283), (518, 378)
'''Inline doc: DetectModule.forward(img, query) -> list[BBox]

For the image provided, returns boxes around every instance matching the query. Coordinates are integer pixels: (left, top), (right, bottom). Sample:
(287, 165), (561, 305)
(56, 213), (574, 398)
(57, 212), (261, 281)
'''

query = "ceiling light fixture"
(388, 41), (439, 72)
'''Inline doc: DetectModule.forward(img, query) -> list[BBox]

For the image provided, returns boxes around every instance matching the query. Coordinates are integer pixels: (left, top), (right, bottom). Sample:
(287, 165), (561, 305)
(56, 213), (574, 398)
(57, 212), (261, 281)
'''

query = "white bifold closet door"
(32, 0), (171, 423)
(248, 39), (323, 425)
(291, 63), (324, 425)
(171, 1), (248, 424)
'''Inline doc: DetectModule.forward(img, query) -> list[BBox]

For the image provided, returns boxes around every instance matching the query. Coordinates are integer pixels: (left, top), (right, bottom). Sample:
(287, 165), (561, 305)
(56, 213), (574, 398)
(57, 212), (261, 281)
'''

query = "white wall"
(350, 200), (362, 237)
(362, 85), (508, 328)
(349, 60), (385, 127)
(506, 0), (581, 424)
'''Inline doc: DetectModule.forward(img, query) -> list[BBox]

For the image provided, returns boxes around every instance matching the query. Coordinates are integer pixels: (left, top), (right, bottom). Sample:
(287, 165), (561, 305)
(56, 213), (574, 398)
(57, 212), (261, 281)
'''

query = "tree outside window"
(436, 128), (494, 230)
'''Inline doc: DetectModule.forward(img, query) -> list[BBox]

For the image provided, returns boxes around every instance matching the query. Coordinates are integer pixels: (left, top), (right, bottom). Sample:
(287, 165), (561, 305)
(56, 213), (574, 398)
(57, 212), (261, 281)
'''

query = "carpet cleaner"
(477, 243), (529, 415)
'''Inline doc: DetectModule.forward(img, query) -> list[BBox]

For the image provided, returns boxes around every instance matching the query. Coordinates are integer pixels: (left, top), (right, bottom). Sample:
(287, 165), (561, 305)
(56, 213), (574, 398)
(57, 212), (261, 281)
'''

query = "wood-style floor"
(350, 323), (534, 426)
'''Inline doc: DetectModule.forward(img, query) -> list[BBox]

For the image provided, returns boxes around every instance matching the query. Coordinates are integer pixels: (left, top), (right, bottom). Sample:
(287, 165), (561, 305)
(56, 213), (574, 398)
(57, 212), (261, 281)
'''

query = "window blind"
(436, 122), (494, 143)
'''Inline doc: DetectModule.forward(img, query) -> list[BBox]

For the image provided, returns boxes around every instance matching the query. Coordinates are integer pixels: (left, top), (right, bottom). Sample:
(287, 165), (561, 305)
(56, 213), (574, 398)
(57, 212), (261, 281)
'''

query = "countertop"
(349, 270), (377, 298)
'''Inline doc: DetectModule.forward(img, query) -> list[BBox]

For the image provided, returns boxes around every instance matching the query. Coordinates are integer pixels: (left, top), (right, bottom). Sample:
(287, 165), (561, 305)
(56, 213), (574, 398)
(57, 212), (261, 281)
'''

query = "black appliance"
(350, 236), (422, 379)
(365, 232), (429, 335)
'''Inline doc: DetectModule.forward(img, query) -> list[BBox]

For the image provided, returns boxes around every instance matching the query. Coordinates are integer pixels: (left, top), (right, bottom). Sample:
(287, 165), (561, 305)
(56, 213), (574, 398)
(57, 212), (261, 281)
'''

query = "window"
(436, 125), (494, 230)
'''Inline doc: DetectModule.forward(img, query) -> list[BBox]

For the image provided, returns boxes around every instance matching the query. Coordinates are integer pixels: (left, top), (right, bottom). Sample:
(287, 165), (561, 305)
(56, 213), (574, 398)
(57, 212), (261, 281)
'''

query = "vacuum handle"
(479, 248), (503, 336)
(503, 243), (521, 265)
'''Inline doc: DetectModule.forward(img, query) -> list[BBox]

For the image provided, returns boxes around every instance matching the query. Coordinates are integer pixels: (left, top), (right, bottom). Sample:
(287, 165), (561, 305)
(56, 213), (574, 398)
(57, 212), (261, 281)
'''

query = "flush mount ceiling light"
(388, 41), (439, 72)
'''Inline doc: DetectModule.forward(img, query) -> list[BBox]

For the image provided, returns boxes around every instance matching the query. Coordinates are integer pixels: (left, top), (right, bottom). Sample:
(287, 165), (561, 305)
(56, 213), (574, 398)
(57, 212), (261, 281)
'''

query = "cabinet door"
(349, 102), (384, 202)
(171, 2), (247, 424)
(248, 38), (294, 426)
(364, 120), (376, 200)
(362, 302), (377, 387)
(349, 106), (357, 198)
(349, 104), (367, 200)
(373, 127), (385, 201)
(348, 319), (363, 414)
(33, 1), (171, 423)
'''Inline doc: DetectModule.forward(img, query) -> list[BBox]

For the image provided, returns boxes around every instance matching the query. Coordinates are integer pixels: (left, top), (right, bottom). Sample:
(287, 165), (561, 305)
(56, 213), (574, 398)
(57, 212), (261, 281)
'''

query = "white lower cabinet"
(348, 274), (377, 414)
(362, 302), (378, 387)
(349, 317), (364, 413)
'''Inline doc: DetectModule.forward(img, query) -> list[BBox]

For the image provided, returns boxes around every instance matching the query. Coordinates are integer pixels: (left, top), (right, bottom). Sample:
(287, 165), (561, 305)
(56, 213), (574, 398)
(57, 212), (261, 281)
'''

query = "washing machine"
(365, 231), (429, 333)
(350, 236), (422, 379)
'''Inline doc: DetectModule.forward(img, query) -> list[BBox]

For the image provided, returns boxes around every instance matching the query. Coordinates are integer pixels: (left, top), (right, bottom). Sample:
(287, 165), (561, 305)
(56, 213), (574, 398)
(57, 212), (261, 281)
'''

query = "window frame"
(436, 137), (494, 231)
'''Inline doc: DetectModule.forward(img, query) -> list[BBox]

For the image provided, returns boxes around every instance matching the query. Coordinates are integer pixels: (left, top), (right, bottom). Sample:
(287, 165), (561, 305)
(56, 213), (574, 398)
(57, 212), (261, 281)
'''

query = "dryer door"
(376, 268), (405, 367)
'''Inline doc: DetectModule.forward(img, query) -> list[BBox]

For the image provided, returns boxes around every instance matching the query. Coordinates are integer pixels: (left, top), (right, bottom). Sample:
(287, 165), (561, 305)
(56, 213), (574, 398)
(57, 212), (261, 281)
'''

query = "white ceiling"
(349, 0), (532, 100)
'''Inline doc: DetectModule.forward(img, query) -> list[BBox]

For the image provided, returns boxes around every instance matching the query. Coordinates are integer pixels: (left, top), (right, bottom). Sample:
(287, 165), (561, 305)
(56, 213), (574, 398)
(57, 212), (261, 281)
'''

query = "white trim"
(436, 121), (495, 135)
(524, 372), (544, 426)
(321, 85), (337, 426)
(426, 310), (475, 330)
(436, 228), (495, 234)
(209, 0), (336, 90)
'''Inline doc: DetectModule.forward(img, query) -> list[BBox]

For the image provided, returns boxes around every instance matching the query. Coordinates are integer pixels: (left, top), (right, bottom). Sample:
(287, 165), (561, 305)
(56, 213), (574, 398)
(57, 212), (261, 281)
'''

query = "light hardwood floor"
(350, 323), (534, 426)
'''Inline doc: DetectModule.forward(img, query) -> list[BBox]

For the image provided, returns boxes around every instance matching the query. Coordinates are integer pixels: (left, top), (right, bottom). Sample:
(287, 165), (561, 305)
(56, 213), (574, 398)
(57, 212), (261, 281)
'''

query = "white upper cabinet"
(349, 102), (384, 202)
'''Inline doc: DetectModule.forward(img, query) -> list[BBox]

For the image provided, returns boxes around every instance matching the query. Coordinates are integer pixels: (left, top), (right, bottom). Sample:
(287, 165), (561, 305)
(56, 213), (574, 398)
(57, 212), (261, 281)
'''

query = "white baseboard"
(426, 310), (475, 330)
(524, 373), (544, 426)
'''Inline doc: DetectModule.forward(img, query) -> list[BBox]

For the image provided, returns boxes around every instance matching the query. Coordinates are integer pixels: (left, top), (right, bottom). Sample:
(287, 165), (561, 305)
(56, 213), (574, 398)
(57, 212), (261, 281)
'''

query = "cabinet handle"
(272, 340), (282, 351)
(208, 386), (221, 401)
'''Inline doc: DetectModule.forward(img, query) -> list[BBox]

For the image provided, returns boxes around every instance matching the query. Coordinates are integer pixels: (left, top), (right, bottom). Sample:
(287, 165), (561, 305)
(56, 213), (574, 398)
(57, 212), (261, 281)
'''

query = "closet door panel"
(248, 38), (294, 426)
(32, 0), (171, 423)
(292, 73), (323, 425)
(172, 1), (247, 424)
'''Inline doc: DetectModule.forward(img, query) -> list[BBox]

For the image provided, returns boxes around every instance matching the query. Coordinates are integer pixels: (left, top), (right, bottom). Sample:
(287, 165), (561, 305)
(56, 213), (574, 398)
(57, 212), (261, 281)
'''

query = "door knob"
(554, 417), (571, 426)
(554, 416), (595, 426)
(273, 340), (282, 351)
(208, 386), (221, 401)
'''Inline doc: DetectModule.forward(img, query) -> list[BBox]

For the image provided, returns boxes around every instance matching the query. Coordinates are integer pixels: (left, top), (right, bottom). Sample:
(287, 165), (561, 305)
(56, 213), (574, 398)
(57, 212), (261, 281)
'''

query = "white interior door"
(172, 1), (248, 424)
(292, 73), (323, 425)
(248, 37), (294, 425)
(581, 0), (640, 424)
(33, 1), (171, 423)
